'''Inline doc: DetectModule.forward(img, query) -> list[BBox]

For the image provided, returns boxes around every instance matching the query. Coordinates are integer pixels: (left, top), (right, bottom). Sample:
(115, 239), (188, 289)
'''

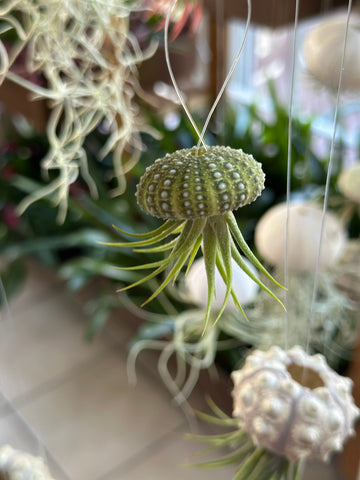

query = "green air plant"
(103, 0), (283, 330)
(127, 308), (242, 409)
(105, 145), (285, 331)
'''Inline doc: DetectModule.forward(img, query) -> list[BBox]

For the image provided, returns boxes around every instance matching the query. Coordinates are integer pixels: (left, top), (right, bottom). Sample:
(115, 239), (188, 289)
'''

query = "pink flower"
(2, 204), (21, 230)
(143, 0), (203, 39)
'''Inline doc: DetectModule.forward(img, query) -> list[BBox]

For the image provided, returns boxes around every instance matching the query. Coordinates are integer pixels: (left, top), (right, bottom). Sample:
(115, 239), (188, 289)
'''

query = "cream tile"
(0, 290), (107, 404)
(0, 409), (69, 479)
(127, 346), (234, 414)
(102, 308), (144, 348)
(16, 351), (185, 480)
(5, 258), (62, 315)
(100, 429), (236, 480)
(303, 459), (343, 480)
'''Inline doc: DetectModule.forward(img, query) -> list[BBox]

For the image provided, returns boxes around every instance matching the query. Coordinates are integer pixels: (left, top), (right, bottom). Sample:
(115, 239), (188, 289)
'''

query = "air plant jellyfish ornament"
(110, 145), (284, 329)
(106, 0), (284, 329)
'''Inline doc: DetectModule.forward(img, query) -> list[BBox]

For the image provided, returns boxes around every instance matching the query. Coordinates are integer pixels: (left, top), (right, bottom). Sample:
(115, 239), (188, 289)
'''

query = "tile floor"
(0, 259), (347, 479)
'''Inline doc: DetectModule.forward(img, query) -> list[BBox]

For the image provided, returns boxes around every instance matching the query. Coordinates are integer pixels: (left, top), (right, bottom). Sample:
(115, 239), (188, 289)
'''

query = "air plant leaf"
(186, 398), (296, 480)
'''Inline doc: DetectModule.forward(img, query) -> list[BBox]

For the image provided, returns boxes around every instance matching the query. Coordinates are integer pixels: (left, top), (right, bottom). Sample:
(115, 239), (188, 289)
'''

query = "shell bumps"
(0, 445), (55, 480)
(136, 146), (265, 220)
(232, 346), (360, 462)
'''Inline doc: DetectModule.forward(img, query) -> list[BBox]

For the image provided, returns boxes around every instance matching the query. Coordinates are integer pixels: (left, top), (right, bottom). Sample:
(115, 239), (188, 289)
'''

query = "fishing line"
(0, 277), (71, 477)
(197, 0), (252, 148)
(305, 0), (353, 354)
(164, 0), (205, 147)
(164, 0), (252, 150)
(0, 276), (11, 325)
(284, 0), (300, 349)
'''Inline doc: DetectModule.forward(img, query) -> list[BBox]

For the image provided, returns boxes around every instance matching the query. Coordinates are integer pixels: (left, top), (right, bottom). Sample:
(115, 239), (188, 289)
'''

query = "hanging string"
(305, 0), (353, 354)
(164, 0), (252, 151)
(283, 0), (300, 350)
(164, 0), (206, 148)
(197, 0), (252, 148)
(214, 0), (225, 144)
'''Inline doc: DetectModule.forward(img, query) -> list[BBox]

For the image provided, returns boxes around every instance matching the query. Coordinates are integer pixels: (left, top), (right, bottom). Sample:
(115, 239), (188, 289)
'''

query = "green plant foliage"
(0, 83), (358, 343)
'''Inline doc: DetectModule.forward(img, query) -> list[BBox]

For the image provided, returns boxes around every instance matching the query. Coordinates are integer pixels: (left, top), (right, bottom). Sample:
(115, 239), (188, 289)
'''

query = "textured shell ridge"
(136, 145), (265, 220)
(231, 346), (360, 462)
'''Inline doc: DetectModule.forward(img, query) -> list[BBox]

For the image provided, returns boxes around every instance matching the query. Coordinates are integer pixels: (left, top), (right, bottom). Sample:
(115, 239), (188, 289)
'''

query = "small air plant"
(220, 267), (359, 370)
(127, 309), (223, 408)
(0, 444), (55, 480)
(126, 257), (259, 409)
(1, 0), (159, 222)
(107, 145), (285, 331)
(187, 346), (359, 480)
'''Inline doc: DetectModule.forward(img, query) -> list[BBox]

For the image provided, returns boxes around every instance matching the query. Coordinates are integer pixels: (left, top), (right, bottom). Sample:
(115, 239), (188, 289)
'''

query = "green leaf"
(86, 306), (110, 340)
(0, 260), (27, 306)
(59, 258), (141, 284)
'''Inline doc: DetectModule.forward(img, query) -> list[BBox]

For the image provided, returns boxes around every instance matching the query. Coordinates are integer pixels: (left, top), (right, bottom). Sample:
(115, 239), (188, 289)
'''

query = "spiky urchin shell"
(136, 146), (265, 220)
(231, 346), (360, 462)
(0, 445), (55, 479)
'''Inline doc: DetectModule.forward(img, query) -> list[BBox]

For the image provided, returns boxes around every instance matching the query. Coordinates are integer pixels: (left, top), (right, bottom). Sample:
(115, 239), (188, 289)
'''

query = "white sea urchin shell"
(0, 445), (55, 480)
(231, 346), (360, 462)
(254, 202), (347, 272)
(337, 163), (360, 204)
(302, 12), (360, 92)
(184, 256), (259, 311)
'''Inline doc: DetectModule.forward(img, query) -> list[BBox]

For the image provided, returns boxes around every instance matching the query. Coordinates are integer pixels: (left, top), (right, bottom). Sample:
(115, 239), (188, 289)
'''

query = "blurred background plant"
(1, 0), (360, 403)
(1, 82), (359, 371)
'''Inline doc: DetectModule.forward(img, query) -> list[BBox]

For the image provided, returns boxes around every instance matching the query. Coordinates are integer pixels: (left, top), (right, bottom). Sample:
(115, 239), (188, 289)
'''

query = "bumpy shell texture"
(136, 146), (265, 220)
(0, 445), (55, 480)
(231, 346), (360, 462)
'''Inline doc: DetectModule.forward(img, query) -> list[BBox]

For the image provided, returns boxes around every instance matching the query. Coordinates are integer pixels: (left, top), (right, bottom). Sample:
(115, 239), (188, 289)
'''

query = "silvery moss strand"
(136, 146), (265, 220)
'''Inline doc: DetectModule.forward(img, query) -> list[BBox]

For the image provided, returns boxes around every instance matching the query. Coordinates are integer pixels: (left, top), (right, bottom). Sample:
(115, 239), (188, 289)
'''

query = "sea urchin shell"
(0, 444), (55, 479)
(136, 146), (265, 220)
(105, 145), (283, 330)
(232, 345), (360, 462)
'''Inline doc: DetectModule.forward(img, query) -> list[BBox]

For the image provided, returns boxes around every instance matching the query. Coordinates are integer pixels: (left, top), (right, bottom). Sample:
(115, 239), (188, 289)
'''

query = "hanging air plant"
(105, 145), (285, 331)
(127, 308), (222, 407)
(187, 346), (359, 479)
